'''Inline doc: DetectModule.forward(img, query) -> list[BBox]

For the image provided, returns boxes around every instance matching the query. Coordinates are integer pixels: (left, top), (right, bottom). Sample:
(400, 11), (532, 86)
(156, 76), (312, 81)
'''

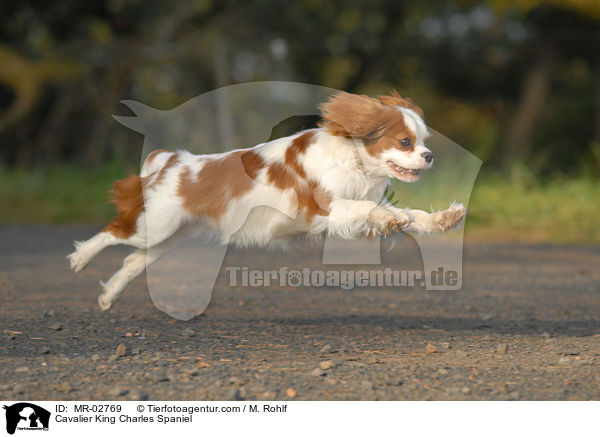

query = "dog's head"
(320, 90), (432, 182)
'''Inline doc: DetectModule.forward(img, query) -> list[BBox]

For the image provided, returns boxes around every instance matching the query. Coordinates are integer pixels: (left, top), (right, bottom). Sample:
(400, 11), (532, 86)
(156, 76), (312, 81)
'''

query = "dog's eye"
(399, 138), (411, 148)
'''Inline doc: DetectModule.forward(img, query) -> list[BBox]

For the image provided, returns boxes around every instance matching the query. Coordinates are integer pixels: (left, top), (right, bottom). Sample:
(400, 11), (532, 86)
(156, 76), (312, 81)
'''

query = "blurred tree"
(0, 0), (598, 177)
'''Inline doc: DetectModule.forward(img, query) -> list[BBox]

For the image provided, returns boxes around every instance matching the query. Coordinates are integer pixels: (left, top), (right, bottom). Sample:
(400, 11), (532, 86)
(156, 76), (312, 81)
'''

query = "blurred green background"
(0, 0), (599, 242)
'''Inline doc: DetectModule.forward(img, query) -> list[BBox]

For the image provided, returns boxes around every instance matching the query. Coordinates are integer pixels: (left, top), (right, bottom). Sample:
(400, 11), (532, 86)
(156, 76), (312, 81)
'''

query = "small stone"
(15, 366), (30, 373)
(156, 373), (170, 382)
(286, 388), (296, 398)
(3, 330), (22, 336)
(310, 367), (326, 377)
(107, 386), (129, 397)
(560, 350), (580, 356)
(91, 354), (101, 362)
(115, 343), (127, 357)
(40, 346), (51, 355)
(360, 380), (373, 390)
(425, 343), (438, 354)
(320, 344), (332, 353)
(319, 360), (335, 370)
(496, 343), (508, 354)
(250, 384), (266, 393)
(558, 357), (571, 365)
(228, 376), (243, 385)
(496, 383), (510, 393)
(125, 332), (133, 337)
(324, 377), (337, 385)
(182, 328), (196, 337)
(461, 387), (471, 394)
(509, 391), (520, 400)
(48, 323), (63, 331)
(183, 368), (200, 377)
(441, 342), (451, 350)
(541, 332), (551, 338)
(12, 384), (26, 395)
(57, 382), (72, 393)
(126, 390), (148, 401)
(225, 388), (243, 401)
(438, 368), (449, 375)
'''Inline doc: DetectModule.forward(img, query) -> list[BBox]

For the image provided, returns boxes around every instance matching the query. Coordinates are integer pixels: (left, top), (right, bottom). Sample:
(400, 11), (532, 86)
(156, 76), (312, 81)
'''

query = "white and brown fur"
(68, 91), (466, 311)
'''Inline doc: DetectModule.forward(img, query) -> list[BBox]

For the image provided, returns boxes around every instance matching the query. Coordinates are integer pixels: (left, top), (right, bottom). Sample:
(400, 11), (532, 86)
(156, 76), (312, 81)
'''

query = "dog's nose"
(421, 151), (433, 163)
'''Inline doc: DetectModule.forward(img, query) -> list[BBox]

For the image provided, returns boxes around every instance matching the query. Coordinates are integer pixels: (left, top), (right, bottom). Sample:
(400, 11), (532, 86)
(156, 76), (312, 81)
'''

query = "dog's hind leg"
(67, 231), (124, 272)
(97, 226), (196, 311)
(97, 248), (147, 311)
(68, 173), (148, 271)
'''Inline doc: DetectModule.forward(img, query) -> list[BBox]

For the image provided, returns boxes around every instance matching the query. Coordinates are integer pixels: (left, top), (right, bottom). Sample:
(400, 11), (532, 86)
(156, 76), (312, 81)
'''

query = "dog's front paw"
(369, 207), (413, 236)
(435, 202), (466, 232)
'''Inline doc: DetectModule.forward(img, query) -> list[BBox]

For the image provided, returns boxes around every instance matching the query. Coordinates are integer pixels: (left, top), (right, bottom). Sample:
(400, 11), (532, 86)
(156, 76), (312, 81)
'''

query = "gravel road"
(1, 225), (600, 400)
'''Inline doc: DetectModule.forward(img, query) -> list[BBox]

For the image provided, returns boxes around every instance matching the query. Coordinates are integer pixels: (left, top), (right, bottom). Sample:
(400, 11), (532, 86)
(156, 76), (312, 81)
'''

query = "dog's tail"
(103, 174), (145, 238)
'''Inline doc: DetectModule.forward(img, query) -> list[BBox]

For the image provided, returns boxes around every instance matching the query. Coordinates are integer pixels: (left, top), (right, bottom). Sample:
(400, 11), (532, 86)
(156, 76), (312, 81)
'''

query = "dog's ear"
(378, 90), (425, 119)
(319, 91), (399, 140)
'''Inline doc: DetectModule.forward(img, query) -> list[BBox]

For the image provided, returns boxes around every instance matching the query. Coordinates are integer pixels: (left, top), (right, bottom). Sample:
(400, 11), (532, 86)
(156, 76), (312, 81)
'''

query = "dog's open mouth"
(387, 160), (421, 180)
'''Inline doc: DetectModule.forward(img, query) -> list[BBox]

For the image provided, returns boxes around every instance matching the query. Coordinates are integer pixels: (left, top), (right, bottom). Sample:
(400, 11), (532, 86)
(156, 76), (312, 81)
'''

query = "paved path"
(1, 225), (599, 400)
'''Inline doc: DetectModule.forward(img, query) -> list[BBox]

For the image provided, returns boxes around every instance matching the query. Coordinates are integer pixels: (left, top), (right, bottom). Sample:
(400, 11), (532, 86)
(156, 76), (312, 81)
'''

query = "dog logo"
(106, 82), (481, 320)
(3, 403), (50, 435)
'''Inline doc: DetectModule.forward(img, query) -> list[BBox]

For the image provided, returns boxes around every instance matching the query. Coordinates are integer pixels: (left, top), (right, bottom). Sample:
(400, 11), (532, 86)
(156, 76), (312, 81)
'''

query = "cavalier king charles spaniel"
(68, 90), (465, 310)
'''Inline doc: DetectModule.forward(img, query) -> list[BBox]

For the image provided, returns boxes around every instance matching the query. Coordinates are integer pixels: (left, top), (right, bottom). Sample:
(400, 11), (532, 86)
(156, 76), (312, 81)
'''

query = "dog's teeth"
(387, 161), (421, 177)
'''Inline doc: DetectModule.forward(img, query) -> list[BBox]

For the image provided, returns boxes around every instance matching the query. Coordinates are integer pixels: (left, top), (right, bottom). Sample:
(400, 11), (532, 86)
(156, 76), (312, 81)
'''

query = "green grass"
(0, 159), (137, 225)
(466, 172), (600, 243)
(1, 162), (599, 243)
